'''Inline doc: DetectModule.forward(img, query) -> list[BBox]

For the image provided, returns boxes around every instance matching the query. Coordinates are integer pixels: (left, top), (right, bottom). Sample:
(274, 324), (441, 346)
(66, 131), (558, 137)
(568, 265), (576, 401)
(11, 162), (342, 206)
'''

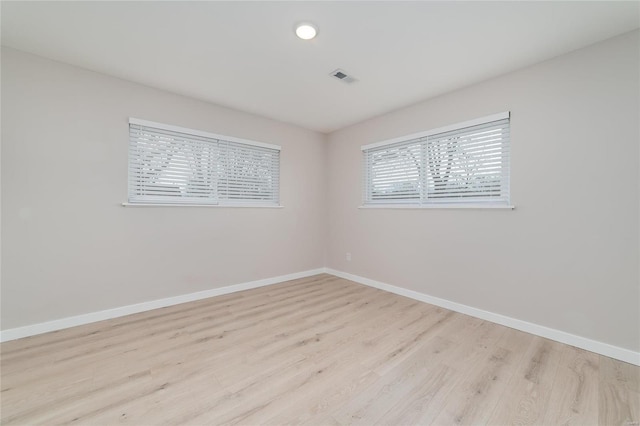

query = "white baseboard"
(0, 268), (326, 343)
(4, 267), (638, 366)
(325, 268), (640, 366)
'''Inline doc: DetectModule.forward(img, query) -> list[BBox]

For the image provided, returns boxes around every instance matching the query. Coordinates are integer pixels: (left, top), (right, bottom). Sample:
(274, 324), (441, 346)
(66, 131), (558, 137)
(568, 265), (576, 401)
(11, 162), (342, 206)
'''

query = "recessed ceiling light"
(295, 23), (317, 40)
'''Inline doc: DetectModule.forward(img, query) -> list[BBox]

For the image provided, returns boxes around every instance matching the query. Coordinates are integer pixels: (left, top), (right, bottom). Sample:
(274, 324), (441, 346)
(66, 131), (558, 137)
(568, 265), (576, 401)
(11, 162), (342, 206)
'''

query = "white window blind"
(128, 119), (280, 206)
(363, 113), (510, 206)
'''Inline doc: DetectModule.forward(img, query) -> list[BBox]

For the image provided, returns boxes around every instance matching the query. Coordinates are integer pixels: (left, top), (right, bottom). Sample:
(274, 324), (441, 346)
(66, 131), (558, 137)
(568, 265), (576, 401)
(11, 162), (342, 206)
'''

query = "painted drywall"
(1, 47), (327, 329)
(2, 30), (639, 356)
(326, 30), (640, 352)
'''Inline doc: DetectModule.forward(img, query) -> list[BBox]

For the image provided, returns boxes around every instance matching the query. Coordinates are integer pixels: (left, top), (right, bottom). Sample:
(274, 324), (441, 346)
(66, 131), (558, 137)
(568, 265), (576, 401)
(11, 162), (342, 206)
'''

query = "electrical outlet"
(346, 252), (352, 262)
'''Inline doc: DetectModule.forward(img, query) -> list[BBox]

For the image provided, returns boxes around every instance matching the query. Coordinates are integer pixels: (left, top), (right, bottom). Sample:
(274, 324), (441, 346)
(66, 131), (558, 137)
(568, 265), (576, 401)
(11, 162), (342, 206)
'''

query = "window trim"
(361, 112), (513, 209)
(126, 118), (282, 207)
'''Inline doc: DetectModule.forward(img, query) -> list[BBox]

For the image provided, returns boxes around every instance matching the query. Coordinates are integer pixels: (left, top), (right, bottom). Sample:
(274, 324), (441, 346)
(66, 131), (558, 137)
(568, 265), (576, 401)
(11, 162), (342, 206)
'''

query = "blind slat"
(129, 122), (280, 205)
(363, 116), (510, 205)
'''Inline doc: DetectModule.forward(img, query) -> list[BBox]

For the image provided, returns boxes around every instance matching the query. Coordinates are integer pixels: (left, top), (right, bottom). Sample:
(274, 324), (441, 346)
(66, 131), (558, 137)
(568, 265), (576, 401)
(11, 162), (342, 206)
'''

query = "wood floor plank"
(332, 336), (457, 425)
(430, 333), (521, 425)
(599, 355), (640, 426)
(1, 273), (638, 425)
(542, 345), (600, 425)
(487, 336), (564, 425)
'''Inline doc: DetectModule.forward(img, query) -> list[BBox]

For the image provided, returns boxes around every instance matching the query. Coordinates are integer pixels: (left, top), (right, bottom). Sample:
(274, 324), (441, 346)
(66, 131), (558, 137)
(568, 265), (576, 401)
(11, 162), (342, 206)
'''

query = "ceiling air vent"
(330, 69), (356, 83)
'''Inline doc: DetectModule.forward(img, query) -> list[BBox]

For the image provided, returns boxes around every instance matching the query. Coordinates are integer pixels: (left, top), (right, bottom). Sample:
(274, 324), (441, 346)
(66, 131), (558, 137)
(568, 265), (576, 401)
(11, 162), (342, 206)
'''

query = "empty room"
(1, 1), (639, 425)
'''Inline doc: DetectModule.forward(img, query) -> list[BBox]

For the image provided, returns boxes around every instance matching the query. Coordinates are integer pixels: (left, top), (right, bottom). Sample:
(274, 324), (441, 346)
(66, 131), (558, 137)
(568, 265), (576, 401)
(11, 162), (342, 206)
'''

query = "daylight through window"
(128, 119), (280, 206)
(362, 112), (510, 207)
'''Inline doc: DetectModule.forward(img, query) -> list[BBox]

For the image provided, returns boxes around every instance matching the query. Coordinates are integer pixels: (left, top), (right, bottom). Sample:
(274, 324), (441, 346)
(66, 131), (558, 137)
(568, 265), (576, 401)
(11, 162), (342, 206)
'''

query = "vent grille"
(330, 69), (356, 83)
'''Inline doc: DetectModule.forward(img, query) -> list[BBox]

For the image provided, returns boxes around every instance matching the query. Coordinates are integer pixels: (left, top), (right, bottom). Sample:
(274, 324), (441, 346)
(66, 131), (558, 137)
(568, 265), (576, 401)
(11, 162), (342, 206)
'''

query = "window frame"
(361, 112), (513, 209)
(125, 118), (281, 207)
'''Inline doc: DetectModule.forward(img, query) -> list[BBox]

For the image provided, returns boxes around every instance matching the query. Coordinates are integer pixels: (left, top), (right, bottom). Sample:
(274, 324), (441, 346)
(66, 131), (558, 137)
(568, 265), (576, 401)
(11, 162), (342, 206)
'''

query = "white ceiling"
(2, 1), (638, 133)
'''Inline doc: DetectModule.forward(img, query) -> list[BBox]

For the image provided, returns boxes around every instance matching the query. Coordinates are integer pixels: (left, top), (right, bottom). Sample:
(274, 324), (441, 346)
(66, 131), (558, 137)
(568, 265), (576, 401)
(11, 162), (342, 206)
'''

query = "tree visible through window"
(128, 119), (280, 206)
(363, 113), (510, 206)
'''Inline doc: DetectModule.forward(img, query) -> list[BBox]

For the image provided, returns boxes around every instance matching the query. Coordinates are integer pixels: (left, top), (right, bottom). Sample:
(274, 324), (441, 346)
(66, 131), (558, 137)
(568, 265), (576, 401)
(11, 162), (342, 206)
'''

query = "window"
(362, 112), (511, 207)
(128, 119), (280, 206)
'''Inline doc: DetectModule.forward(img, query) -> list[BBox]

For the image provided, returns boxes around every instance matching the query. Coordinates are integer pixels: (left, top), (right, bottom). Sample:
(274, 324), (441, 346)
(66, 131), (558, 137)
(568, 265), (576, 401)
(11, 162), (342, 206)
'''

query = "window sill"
(359, 204), (515, 210)
(122, 202), (283, 208)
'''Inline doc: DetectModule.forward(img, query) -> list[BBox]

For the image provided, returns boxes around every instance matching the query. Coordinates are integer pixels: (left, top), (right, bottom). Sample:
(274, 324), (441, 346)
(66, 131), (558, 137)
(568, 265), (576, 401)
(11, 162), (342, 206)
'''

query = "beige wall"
(1, 47), (327, 329)
(326, 31), (640, 351)
(2, 31), (639, 353)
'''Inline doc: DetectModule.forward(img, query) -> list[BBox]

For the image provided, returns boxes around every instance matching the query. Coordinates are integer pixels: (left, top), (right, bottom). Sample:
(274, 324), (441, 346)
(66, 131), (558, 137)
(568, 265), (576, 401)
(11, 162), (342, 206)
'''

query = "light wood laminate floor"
(1, 274), (639, 425)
